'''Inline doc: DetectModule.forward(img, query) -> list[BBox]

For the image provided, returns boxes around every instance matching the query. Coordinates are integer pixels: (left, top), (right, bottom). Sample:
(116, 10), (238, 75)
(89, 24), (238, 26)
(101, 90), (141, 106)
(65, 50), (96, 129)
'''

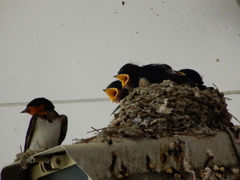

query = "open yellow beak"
(103, 88), (119, 102)
(114, 74), (129, 87)
(174, 71), (186, 76)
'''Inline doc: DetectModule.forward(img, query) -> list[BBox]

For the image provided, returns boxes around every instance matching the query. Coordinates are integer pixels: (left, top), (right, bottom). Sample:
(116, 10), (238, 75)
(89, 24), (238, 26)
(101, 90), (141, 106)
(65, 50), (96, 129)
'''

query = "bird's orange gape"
(103, 88), (119, 102)
(114, 74), (129, 88)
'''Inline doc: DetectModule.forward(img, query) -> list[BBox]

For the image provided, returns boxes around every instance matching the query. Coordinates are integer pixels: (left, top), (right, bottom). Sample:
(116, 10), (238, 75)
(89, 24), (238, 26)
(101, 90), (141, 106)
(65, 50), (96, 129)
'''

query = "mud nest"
(79, 80), (233, 143)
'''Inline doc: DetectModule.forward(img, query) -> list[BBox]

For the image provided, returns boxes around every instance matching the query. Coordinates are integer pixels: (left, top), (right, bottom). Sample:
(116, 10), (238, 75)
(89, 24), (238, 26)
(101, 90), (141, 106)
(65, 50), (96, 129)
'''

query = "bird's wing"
(111, 104), (120, 115)
(57, 115), (68, 145)
(24, 114), (38, 151)
(140, 64), (171, 83)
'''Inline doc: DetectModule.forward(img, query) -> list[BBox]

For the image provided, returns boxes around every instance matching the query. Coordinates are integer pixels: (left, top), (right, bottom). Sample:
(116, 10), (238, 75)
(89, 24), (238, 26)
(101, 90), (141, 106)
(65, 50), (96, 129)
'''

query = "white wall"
(1, 0), (240, 170)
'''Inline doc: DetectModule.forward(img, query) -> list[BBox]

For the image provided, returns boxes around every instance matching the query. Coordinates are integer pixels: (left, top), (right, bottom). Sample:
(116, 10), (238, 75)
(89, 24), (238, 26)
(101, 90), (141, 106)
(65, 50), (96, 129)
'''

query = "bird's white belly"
(139, 78), (151, 87)
(29, 117), (61, 150)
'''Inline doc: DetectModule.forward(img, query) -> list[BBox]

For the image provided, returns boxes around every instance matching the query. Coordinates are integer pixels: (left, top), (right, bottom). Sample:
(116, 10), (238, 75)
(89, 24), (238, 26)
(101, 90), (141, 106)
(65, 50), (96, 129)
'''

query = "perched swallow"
(103, 80), (129, 103)
(114, 63), (188, 90)
(21, 97), (68, 151)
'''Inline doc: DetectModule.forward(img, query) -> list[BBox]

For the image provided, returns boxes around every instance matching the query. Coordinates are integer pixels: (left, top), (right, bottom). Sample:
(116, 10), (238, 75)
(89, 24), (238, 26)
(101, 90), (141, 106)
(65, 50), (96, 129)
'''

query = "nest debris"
(14, 149), (45, 169)
(76, 80), (233, 143)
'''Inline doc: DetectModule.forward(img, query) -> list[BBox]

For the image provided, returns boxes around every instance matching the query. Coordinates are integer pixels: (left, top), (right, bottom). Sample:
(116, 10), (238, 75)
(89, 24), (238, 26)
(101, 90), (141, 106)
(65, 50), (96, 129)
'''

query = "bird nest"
(76, 80), (233, 144)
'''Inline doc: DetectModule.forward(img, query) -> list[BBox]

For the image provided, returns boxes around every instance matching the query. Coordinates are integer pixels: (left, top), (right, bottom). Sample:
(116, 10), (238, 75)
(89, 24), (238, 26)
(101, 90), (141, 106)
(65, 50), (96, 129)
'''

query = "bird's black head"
(117, 63), (140, 75)
(178, 69), (204, 85)
(103, 80), (129, 103)
(21, 97), (55, 115)
(114, 63), (141, 89)
(106, 80), (123, 89)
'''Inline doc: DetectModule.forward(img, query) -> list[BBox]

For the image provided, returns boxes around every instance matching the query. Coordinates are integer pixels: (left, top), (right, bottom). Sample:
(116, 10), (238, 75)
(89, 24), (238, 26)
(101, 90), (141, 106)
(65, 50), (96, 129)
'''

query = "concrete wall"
(0, 0), (240, 170)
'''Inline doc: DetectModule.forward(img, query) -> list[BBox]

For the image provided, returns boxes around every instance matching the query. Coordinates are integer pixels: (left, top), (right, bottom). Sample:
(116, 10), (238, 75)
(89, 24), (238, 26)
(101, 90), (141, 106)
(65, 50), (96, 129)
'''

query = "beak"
(114, 74), (129, 87)
(21, 107), (29, 113)
(174, 71), (186, 76)
(103, 88), (119, 102)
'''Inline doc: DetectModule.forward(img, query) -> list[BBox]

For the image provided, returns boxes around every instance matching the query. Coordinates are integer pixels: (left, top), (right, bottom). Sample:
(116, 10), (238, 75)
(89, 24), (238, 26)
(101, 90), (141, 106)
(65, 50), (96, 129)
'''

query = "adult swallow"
(21, 97), (68, 152)
(103, 80), (129, 103)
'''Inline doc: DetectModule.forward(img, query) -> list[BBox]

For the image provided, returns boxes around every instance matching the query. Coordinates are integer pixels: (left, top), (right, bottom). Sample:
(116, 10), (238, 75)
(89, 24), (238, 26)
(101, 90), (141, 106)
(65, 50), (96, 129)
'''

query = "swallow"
(177, 69), (203, 86)
(103, 80), (129, 115)
(139, 64), (180, 86)
(114, 63), (188, 90)
(21, 97), (68, 152)
(103, 80), (129, 103)
(114, 63), (141, 90)
(176, 69), (214, 90)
